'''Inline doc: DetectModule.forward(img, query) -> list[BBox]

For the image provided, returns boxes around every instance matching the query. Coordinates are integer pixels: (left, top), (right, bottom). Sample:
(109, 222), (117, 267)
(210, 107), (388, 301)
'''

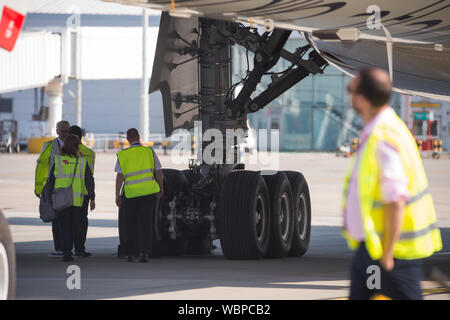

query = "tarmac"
(1, 151), (449, 300)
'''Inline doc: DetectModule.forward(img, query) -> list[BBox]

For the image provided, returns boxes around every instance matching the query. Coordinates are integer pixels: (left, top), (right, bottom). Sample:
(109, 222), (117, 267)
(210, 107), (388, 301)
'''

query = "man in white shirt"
(114, 129), (163, 262)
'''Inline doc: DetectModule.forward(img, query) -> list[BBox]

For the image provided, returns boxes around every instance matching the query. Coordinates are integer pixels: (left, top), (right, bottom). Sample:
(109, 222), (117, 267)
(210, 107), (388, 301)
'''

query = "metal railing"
(85, 133), (173, 153)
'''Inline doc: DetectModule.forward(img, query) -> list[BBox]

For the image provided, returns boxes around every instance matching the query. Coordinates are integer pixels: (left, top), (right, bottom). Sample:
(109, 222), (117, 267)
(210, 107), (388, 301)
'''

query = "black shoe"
(117, 245), (124, 258)
(63, 254), (74, 262)
(139, 254), (148, 263)
(127, 256), (133, 262)
(75, 251), (91, 257)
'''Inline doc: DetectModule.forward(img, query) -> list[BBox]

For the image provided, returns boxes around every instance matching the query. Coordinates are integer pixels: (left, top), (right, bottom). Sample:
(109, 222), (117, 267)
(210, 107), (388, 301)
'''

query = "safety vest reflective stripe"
(378, 222), (439, 241)
(123, 176), (155, 185)
(80, 157), (85, 175)
(73, 192), (85, 198)
(399, 223), (439, 240)
(55, 174), (84, 179)
(124, 168), (154, 179)
(90, 152), (95, 171)
(372, 187), (430, 208)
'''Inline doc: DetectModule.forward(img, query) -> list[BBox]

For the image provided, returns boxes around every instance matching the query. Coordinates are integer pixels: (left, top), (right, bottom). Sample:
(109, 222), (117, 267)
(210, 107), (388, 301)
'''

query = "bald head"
(355, 68), (392, 108)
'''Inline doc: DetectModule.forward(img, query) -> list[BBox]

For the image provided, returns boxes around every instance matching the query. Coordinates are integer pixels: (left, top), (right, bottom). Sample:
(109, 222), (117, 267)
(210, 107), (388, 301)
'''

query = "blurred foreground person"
(343, 68), (442, 300)
(47, 135), (95, 262)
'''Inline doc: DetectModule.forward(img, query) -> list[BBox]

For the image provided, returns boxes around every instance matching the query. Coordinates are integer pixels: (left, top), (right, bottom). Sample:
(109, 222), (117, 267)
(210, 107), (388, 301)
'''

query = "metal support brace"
(208, 200), (217, 240)
(168, 196), (177, 240)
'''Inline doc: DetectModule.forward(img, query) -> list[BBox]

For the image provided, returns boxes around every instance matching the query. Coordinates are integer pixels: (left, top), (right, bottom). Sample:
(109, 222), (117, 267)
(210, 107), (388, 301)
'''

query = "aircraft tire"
(219, 170), (270, 259)
(283, 171), (311, 257)
(0, 209), (15, 300)
(263, 172), (294, 258)
(148, 169), (189, 257)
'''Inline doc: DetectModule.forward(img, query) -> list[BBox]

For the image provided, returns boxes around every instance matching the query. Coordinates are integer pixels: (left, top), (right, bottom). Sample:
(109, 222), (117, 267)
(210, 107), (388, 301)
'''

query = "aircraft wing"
(105, 0), (450, 101)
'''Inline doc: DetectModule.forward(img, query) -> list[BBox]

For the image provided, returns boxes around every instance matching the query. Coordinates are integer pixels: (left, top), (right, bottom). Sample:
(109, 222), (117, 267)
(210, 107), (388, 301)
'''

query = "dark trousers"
(118, 199), (126, 256)
(52, 220), (62, 252)
(58, 206), (82, 255)
(123, 194), (154, 256)
(74, 197), (89, 253)
(350, 243), (423, 300)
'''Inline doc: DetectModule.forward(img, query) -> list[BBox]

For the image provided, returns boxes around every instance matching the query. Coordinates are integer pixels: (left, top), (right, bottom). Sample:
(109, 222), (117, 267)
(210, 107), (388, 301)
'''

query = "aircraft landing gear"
(148, 13), (324, 259)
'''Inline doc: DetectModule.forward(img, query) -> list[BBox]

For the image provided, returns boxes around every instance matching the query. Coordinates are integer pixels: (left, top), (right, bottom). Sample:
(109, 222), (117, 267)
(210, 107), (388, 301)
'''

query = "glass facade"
(232, 36), (402, 151)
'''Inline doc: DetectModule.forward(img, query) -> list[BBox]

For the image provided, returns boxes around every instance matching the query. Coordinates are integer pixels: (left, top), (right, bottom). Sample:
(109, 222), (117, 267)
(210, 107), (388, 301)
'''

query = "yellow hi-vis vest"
(342, 111), (442, 260)
(79, 144), (95, 197)
(117, 146), (160, 199)
(79, 144), (95, 174)
(54, 155), (87, 207)
(35, 139), (59, 195)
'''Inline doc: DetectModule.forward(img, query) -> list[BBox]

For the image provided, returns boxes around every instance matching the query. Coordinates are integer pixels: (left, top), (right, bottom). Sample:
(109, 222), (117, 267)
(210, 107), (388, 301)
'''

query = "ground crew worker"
(34, 120), (70, 258)
(46, 135), (95, 262)
(115, 128), (164, 263)
(343, 68), (442, 300)
(69, 125), (96, 257)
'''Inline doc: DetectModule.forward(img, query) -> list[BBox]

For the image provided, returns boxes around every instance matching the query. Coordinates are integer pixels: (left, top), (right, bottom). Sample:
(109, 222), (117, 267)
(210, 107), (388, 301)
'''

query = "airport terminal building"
(1, 5), (165, 140)
(1, 5), (448, 152)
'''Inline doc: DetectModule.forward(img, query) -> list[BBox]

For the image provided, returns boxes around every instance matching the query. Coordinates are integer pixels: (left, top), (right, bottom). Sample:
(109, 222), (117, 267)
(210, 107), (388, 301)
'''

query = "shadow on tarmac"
(7, 217), (118, 228)
(11, 222), (450, 300)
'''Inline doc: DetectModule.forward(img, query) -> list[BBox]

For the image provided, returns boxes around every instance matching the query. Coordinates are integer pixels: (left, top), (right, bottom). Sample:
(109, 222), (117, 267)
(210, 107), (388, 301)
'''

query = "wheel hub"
(298, 193), (308, 240)
(255, 194), (266, 243)
(280, 192), (290, 241)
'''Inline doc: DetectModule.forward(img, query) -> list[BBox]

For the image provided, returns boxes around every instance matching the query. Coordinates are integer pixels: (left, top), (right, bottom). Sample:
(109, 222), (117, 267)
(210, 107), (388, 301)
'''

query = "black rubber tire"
(147, 196), (164, 257)
(148, 169), (189, 257)
(14, 144), (20, 153)
(182, 169), (201, 187)
(219, 170), (270, 259)
(263, 172), (294, 258)
(6, 145), (12, 154)
(0, 209), (15, 300)
(283, 171), (312, 257)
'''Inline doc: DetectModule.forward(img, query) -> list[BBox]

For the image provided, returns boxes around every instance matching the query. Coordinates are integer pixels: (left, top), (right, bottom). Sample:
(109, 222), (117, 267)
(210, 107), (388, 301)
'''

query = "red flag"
(0, 6), (26, 51)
